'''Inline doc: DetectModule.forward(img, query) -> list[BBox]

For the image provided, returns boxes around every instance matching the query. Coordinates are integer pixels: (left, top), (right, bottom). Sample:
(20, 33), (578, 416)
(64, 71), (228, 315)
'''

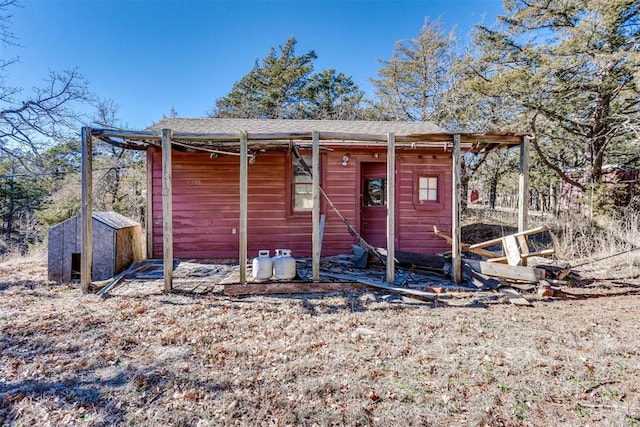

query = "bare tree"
(0, 0), (18, 47)
(0, 1), (91, 162)
(91, 98), (146, 223)
(1, 68), (91, 158)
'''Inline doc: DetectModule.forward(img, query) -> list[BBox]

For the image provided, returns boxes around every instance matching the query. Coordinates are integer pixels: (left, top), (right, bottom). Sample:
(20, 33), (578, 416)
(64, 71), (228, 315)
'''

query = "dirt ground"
(1, 251), (640, 426)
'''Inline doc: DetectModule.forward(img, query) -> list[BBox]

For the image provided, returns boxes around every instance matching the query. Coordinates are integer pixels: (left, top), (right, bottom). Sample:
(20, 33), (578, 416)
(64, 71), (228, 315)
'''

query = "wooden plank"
(387, 132), (395, 284)
(162, 128), (173, 293)
(502, 235), (523, 266)
(81, 126), (93, 292)
(464, 259), (545, 282)
(433, 226), (500, 259)
(312, 130), (320, 282)
(545, 278), (570, 286)
(451, 134), (462, 283)
(239, 130), (248, 284)
(499, 286), (533, 306)
(509, 283), (536, 291)
(467, 225), (548, 250)
(96, 260), (142, 297)
(470, 247), (504, 260)
(223, 282), (370, 296)
(146, 149), (153, 259)
(486, 256), (508, 263)
(518, 136), (530, 232)
(526, 248), (555, 258)
(486, 248), (555, 264)
(322, 272), (438, 302)
(516, 234), (529, 266)
(516, 234), (530, 255)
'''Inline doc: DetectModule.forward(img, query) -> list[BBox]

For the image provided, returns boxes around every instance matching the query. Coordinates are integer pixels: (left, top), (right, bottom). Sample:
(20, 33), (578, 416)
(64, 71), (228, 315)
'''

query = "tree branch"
(529, 113), (585, 190)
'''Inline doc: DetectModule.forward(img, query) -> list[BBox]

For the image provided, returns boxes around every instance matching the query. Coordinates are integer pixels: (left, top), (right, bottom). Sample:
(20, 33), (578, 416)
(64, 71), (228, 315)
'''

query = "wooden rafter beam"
(91, 127), (525, 149)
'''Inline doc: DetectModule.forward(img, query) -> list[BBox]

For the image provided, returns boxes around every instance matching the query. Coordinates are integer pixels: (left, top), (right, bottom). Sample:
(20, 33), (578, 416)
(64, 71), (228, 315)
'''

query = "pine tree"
(469, 0), (640, 188)
(370, 18), (457, 123)
(212, 37), (317, 119)
(300, 69), (365, 119)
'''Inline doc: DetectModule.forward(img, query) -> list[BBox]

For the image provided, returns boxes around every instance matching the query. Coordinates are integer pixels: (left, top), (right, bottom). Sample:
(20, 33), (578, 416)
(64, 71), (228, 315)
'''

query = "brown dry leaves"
(1, 254), (640, 426)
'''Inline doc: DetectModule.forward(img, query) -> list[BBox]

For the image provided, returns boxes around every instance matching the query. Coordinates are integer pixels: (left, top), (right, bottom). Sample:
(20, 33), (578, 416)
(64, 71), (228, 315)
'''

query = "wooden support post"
(518, 135), (530, 232)
(239, 130), (248, 284)
(80, 126), (93, 292)
(386, 132), (395, 284)
(145, 149), (153, 259)
(312, 130), (320, 282)
(162, 129), (173, 293)
(452, 134), (462, 284)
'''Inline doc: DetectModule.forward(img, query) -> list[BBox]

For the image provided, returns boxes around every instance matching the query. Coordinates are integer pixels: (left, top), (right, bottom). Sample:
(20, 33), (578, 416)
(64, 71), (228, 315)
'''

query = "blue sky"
(4, 0), (505, 130)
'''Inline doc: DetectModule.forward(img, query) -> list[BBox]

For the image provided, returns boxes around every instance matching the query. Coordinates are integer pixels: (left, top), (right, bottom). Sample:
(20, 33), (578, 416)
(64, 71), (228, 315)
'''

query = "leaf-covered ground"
(1, 254), (639, 426)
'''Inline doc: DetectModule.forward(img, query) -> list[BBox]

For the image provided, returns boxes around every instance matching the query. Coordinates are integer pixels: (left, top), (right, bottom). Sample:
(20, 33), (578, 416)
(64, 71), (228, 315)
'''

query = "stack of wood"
(434, 225), (570, 306)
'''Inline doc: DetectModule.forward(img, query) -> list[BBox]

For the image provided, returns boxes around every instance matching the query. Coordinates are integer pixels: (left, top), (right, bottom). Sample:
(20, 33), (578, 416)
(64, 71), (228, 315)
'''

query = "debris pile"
(435, 225), (570, 306)
(93, 225), (580, 306)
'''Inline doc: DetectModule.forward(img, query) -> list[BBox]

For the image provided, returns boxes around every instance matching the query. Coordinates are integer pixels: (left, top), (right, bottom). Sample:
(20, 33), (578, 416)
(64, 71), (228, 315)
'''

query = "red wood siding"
(151, 148), (452, 259)
(322, 150), (359, 255)
(395, 153), (452, 254)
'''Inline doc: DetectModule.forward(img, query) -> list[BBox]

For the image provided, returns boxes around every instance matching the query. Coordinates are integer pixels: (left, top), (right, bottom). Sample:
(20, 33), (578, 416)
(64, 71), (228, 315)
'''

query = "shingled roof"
(147, 118), (449, 136)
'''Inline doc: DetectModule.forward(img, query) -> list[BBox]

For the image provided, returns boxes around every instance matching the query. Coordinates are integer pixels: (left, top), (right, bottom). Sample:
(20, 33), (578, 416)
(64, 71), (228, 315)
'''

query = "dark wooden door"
(360, 162), (387, 248)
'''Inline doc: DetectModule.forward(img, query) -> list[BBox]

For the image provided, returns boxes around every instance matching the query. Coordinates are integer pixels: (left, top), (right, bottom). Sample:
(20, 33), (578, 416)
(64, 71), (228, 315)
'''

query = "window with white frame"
(292, 154), (313, 211)
(418, 176), (438, 202)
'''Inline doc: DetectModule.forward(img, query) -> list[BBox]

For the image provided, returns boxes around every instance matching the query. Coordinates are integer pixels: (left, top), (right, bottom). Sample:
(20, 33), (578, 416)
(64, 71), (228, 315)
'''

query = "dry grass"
(464, 205), (640, 282)
(2, 252), (640, 426)
(550, 210), (640, 282)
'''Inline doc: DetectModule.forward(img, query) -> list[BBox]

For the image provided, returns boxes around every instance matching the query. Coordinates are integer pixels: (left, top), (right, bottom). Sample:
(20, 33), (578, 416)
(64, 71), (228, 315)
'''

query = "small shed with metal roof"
(48, 211), (144, 282)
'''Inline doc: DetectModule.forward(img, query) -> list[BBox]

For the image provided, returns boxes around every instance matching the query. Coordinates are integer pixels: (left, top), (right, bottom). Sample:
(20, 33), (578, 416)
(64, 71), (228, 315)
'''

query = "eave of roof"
(90, 118), (527, 154)
(92, 211), (140, 229)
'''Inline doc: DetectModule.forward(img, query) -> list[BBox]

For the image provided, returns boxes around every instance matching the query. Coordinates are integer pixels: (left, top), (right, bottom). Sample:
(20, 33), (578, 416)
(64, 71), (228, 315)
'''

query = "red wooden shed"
(80, 119), (530, 290)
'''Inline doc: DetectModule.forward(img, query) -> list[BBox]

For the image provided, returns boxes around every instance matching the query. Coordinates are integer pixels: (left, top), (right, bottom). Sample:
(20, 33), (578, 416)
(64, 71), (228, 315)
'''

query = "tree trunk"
(587, 92), (612, 184)
(460, 162), (469, 211)
(488, 174), (498, 210)
(6, 178), (14, 241)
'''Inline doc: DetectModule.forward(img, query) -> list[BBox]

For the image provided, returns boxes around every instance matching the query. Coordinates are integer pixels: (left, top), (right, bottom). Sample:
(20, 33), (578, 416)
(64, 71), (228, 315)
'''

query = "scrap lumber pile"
(435, 225), (570, 306)
(434, 225), (555, 266)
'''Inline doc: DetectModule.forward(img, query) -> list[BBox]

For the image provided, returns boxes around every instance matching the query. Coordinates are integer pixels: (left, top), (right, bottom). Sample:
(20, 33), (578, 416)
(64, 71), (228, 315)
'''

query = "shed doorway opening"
(71, 253), (81, 280)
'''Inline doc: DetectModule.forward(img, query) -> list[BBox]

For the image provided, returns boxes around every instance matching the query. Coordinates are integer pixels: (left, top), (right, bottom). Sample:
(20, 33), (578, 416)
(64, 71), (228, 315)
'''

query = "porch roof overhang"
(90, 118), (527, 154)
